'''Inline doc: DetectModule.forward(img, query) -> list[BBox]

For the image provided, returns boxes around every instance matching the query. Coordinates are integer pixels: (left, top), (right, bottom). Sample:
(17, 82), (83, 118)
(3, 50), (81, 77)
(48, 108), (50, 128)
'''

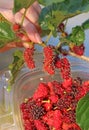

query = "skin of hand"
(0, 1), (42, 52)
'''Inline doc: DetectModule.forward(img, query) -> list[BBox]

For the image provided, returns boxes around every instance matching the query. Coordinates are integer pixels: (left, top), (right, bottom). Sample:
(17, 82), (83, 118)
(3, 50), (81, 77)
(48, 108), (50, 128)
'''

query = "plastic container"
(0, 70), (16, 130)
(12, 60), (89, 130)
(0, 59), (89, 130)
(0, 52), (43, 130)
(0, 68), (31, 130)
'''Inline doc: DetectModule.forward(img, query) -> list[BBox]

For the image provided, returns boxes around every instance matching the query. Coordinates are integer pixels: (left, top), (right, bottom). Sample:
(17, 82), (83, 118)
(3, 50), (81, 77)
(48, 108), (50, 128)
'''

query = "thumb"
(15, 12), (42, 43)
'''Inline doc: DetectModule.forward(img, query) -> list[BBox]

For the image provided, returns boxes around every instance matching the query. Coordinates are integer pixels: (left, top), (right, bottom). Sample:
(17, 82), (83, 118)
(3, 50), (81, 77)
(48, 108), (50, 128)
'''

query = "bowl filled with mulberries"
(12, 55), (89, 130)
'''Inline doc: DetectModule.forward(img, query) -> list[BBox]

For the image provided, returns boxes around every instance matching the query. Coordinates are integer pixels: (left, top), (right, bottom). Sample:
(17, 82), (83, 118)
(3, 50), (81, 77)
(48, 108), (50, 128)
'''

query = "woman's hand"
(0, 1), (42, 52)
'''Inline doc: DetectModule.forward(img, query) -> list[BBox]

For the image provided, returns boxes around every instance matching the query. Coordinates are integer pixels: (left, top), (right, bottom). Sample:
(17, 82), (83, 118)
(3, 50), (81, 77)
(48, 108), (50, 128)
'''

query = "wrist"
(0, 0), (13, 9)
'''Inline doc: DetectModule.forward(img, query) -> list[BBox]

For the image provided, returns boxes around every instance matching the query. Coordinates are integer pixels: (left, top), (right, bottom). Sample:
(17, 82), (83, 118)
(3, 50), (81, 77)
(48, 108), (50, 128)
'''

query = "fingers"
(32, 1), (41, 14)
(0, 8), (14, 22)
(20, 1), (41, 25)
(0, 0), (13, 10)
(20, 7), (39, 25)
(0, 1), (42, 51)
(15, 12), (42, 43)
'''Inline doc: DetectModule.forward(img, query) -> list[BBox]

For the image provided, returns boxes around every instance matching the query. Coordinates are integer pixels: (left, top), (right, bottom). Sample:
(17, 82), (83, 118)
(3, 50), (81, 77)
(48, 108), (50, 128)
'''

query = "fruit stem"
(20, 8), (28, 26)
(56, 41), (63, 49)
(45, 31), (52, 44)
(42, 100), (50, 103)
(64, 19), (68, 30)
(56, 37), (70, 50)
(68, 51), (89, 62)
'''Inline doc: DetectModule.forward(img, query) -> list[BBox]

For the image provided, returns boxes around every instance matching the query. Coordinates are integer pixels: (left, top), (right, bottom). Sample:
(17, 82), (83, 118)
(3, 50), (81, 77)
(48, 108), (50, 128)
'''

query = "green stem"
(68, 51), (89, 62)
(20, 9), (28, 26)
(56, 41), (63, 49)
(55, 38), (71, 54)
(45, 31), (52, 44)
(64, 19), (68, 30)
(56, 38), (69, 50)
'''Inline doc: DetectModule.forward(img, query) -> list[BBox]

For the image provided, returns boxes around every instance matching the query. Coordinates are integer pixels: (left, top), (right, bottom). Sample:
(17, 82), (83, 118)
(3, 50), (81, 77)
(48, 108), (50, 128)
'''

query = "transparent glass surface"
(12, 60), (89, 130)
(0, 70), (17, 130)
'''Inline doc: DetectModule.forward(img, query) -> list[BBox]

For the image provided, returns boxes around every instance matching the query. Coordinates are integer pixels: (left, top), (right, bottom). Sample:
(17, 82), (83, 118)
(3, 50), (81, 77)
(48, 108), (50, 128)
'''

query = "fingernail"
(35, 33), (42, 43)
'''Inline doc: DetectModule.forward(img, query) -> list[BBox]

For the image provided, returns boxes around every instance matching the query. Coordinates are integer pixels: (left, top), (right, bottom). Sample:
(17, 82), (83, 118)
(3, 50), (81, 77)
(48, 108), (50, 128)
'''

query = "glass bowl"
(12, 60), (89, 130)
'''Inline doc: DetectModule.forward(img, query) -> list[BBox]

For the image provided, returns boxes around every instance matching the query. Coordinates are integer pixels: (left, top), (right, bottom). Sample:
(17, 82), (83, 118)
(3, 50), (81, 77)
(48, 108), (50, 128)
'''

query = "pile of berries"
(20, 75), (89, 130)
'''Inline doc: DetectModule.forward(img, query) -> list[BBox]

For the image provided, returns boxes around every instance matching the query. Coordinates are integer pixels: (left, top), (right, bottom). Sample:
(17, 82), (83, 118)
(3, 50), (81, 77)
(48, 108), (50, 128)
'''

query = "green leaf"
(38, 0), (65, 6)
(0, 13), (17, 48)
(39, 0), (89, 36)
(67, 26), (85, 46)
(76, 93), (89, 130)
(82, 19), (89, 30)
(7, 50), (24, 91)
(13, 0), (35, 13)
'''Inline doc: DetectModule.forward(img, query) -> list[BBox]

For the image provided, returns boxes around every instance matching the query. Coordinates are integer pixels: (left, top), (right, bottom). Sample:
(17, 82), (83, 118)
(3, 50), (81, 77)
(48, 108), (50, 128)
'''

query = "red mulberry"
(60, 57), (71, 80)
(43, 45), (56, 75)
(24, 47), (35, 69)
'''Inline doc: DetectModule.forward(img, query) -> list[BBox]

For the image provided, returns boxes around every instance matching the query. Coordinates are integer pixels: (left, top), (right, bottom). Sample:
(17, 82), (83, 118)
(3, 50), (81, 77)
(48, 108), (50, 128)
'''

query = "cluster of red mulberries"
(23, 47), (35, 69)
(23, 44), (71, 81)
(20, 76), (89, 130)
(43, 45), (71, 80)
(23, 44), (71, 77)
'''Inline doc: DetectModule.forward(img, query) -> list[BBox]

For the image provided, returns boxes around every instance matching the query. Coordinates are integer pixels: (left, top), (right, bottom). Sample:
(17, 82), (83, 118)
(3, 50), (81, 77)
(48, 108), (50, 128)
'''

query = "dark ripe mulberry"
(31, 104), (46, 120)
(25, 99), (46, 120)
(56, 98), (68, 110)
(57, 23), (65, 32)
